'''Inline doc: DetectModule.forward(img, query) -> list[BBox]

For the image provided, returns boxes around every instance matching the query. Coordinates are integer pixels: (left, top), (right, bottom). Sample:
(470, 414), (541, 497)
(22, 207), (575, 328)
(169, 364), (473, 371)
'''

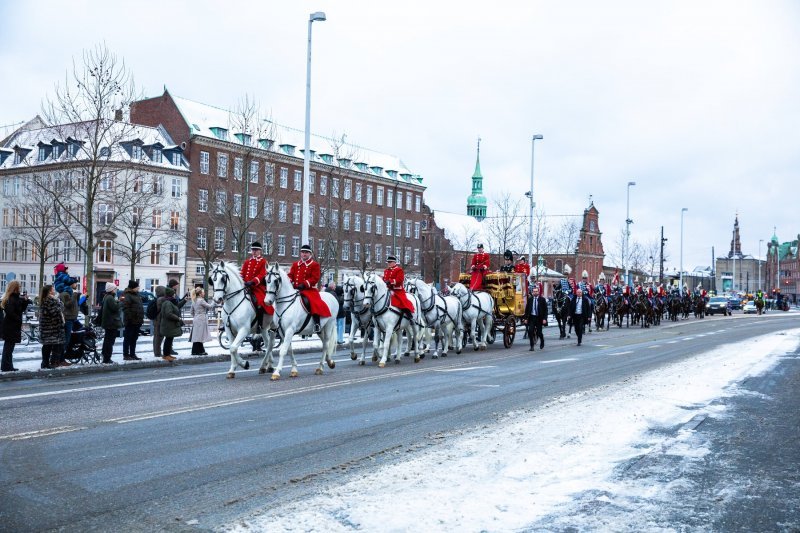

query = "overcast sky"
(2, 1), (798, 271)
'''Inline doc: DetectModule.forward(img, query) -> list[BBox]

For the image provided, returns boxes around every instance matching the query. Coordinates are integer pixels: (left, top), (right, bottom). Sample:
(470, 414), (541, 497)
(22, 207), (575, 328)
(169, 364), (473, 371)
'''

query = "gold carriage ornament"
(458, 270), (528, 348)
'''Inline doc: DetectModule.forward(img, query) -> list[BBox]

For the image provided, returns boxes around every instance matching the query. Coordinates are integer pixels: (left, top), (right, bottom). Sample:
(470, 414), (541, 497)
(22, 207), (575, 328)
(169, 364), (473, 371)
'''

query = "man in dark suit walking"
(570, 288), (591, 346)
(524, 285), (548, 351)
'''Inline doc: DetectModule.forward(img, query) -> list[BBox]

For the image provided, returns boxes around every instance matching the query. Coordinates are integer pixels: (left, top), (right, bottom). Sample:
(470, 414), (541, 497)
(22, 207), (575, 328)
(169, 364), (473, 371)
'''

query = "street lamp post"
(680, 208), (688, 291)
(301, 11), (326, 247)
(527, 134), (543, 268)
(624, 181), (636, 286)
(758, 238), (764, 292)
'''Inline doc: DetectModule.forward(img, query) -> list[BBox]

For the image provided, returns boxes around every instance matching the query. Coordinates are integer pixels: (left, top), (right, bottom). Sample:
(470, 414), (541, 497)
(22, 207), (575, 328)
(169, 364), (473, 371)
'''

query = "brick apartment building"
(131, 90), (429, 287)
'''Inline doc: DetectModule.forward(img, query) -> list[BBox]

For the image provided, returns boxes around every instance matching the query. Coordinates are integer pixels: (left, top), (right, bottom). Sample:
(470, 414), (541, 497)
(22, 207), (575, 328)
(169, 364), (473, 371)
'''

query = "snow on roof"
(433, 210), (489, 250)
(171, 94), (422, 186)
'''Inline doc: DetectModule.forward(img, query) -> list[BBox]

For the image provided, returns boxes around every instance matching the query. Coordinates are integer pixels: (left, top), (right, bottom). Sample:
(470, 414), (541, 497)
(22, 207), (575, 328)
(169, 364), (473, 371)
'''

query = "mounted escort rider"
(579, 270), (594, 304)
(384, 254), (415, 322)
(288, 244), (331, 333)
(470, 244), (490, 290)
(240, 241), (274, 331)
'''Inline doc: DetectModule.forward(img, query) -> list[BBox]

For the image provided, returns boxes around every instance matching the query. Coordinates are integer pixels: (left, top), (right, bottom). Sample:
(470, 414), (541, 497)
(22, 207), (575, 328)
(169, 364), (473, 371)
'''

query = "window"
(231, 231), (239, 253)
(377, 186), (384, 206)
(343, 210), (351, 231)
(171, 152), (182, 165)
(151, 209), (162, 229)
(277, 235), (286, 256)
(100, 175), (113, 191)
(319, 207), (326, 227)
(234, 157), (243, 180)
(132, 207), (143, 226)
(249, 196), (257, 219)
(395, 219), (401, 237)
(247, 231), (257, 248)
(309, 204), (314, 226)
(414, 249), (420, 266)
(145, 278), (159, 292)
(265, 163), (275, 186)
(200, 151), (210, 174)
(406, 191), (413, 210)
(365, 244), (371, 263)
(376, 215), (383, 235)
(97, 240), (113, 263)
(233, 194), (242, 216)
(329, 241), (337, 261)
(387, 189), (394, 208)
(38, 146), (47, 161)
(198, 189), (208, 212)
(309, 172), (316, 193)
(196, 265), (205, 276)
(366, 185), (373, 204)
(342, 241), (350, 261)
(354, 242), (361, 262)
(52, 145), (62, 159)
(320, 175), (328, 196)
(264, 198), (274, 220)
(151, 147), (162, 163)
(249, 161), (259, 182)
(331, 209), (339, 228)
(405, 220), (412, 238)
(365, 214), (372, 233)
(354, 213), (361, 232)
(170, 211), (180, 230)
(171, 177), (182, 198)
(414, 222), (420, 239)
(280, 167), (288, 188)
(278, 201), (287, 222)
(386, 217), (393, 236)
(292, 203), (301, 224)
(98, 203), (113, 225)
(150, 243), (162, 265)
(415, 195), (421, 212)
(293, 170), (302, 191)
(355, 182), (362, 202)
(217, 153), (228, 178)
(318, 239), (325, 260)
(291, 236), (300, 257)
(344, 179), (352, 200)
(332, 177), (339, 198)
(214, 228), (225, 251)
(215, 189), (227, 214)
(375, 244), (383, 263)
(263, 233), (273, 254)
(150, 176), (163, 195)
(132, 145), (143, 160)
(197, 227), (207, 250)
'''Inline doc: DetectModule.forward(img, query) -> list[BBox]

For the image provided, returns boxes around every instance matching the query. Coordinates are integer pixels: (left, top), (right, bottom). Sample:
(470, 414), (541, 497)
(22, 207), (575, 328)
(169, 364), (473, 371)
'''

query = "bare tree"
(41, 44), (141, 316)
(552, 217), (581, 254)
(528, 207), (556, 259)
(485, 192), (526, 255)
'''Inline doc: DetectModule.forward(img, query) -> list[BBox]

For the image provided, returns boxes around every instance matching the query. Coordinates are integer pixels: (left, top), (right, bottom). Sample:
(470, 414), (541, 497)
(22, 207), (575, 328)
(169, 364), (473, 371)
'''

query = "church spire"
(728, 212), (743, 258)
(467, 137), (487, 221)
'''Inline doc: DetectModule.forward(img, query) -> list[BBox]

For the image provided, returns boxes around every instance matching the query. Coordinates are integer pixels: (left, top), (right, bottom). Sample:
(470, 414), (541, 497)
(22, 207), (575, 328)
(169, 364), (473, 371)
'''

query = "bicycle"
(20, 322), (40, 346)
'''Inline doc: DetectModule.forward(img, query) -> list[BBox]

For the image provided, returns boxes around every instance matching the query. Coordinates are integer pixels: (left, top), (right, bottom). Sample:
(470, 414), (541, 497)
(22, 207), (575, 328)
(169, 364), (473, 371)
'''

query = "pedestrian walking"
(524, 285), (548, 351)
(1, 280), (31, 372)
(121, 280), (143, 361)
(189, 287), (213, 355)
(38, 284), (67, 369)
(570, 288), (591, 346)
(100, 282), (122, 364)
(159, 287), (183, 362)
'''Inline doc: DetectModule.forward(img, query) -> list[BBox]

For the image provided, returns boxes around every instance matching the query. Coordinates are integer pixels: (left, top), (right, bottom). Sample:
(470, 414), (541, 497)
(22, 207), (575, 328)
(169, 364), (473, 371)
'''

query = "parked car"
(707, 296), (731, 316)
(743, 301), (757, 314)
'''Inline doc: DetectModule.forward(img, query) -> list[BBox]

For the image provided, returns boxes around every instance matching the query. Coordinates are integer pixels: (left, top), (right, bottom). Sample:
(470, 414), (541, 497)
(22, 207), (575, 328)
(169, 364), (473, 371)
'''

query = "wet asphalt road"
(0, 313), (798, 531)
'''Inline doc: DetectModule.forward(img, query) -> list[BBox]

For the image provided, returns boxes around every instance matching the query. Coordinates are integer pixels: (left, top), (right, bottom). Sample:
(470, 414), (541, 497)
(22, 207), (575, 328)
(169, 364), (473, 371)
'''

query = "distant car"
(707, 296), (731, 316)
(743, 301), (757, 314)
(728, 298), (742, 310)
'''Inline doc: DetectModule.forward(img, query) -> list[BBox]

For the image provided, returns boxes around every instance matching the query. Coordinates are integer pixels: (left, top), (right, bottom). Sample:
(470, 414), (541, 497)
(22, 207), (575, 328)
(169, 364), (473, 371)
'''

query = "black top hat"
(477, 244), (484, 249)
(127, 279), (139, 289)
(249, 241), (262, 250)
(387, 255), (397, 262)
(503, 250), (513, 260)
(300, 244), (312, 253)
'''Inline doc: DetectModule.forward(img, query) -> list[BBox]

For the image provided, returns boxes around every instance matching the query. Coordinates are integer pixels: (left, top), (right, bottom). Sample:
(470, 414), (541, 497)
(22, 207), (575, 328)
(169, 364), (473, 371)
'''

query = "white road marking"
(434, 366), (496, 372)
(610, 351), (633, 356)
(0, 426), (86, 441)
(667, 340), (679, 344)
(649, 345), (661, 349)
(540, 358), (578, 363)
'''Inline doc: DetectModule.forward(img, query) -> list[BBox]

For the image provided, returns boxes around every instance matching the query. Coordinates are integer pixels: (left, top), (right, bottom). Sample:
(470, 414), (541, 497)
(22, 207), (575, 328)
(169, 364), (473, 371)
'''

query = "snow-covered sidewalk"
(225, 329), (800, 532)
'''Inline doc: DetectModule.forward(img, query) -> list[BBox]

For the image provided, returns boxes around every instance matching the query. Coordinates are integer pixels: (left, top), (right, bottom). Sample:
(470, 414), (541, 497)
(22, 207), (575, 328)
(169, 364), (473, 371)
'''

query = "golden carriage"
(458, 271), (528, 348)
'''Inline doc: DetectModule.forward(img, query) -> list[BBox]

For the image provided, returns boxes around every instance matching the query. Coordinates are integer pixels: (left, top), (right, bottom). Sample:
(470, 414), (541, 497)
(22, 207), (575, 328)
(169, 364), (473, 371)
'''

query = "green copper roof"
(467, 194), (487, 206)
(472, 150), (483, 179)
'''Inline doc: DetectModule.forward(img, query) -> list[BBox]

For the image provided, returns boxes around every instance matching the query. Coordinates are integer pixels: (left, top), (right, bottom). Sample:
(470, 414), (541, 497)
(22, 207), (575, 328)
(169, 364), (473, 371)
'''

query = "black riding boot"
(313, 315), (321, 333)
(255, 307), (264, 333)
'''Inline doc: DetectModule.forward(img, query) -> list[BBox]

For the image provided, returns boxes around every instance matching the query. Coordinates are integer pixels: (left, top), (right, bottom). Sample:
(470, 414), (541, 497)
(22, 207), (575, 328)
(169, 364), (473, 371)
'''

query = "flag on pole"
(612, 270), (620, 285)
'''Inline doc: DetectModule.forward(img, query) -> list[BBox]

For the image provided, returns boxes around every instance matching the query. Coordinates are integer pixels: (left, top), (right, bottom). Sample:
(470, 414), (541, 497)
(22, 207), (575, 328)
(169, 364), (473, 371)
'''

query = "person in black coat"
(1, 280), (32, 372)
(524, 285), (548, 351)
(569, 288), (592, 346)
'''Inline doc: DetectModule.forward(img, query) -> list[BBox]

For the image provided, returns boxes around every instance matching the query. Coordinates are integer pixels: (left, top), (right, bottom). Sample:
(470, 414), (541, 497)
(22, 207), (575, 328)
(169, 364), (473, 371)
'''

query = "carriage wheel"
(503, 317), (516, 348)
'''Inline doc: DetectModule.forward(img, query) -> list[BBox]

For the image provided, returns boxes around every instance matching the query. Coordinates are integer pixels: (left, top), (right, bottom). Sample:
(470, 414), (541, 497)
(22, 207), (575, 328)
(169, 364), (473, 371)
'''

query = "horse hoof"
(259, 368), (267, 375)
(473, 346), (479, 351)
(271, 373), (280, 381)
(243, 361), (250, 370)
(327, 360), (335, 369)
(441, 352), (448, 357)
(360, 360), (365, 366)
(350, 353), (357, 360)
(226, 372), (235, 379)
(267, 367), (274, 373)
(395, 359), (401, 364)
(414, 357), (420, 363)
(315, 368), (323, 375)
(456, 350), (461, 355)
(290, 369), (299, 377)
(432, 354), (439, 359)
(403, 352), (410, 357)
(419, 353), (425, 359)
(378, 362), (386, 368)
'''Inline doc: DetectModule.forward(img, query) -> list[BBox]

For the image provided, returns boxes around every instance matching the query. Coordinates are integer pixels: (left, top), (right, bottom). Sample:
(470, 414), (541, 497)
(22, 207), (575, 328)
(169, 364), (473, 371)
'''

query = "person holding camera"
(1, 281), (32, 372)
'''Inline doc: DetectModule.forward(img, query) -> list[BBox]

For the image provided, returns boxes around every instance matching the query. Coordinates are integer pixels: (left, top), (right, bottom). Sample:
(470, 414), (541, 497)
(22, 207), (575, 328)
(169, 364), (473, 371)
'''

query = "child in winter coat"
(53, 263), (79, 295)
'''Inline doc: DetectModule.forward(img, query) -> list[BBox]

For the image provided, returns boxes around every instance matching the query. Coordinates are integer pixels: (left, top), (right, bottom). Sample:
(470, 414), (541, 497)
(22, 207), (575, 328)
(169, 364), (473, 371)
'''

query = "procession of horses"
(207, 260), (764, 381)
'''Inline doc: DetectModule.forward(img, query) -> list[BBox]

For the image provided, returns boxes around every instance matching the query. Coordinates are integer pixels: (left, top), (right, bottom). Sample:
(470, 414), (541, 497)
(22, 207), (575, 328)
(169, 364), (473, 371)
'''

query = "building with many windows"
(131, 90), (428, 286)
(0, 118), (189, 298)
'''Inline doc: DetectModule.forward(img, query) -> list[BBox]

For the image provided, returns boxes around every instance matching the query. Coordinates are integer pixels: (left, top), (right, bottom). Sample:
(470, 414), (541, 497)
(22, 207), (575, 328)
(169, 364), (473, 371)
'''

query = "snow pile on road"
(226, 329), (800, 533)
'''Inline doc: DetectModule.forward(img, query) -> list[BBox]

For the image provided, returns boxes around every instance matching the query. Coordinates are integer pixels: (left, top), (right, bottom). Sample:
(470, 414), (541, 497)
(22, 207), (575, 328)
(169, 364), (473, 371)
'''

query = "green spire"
(467, 137), (487, 221)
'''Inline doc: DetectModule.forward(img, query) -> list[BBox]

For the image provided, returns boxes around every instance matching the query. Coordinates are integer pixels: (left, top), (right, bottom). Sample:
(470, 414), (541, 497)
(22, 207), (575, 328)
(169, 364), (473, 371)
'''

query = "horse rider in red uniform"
(384, 255), (415, 321)
(515, 255), (531, 296)
(240, 241), (274, 330)
(288, 244), (331, 333)
(470, 244), (490, 290)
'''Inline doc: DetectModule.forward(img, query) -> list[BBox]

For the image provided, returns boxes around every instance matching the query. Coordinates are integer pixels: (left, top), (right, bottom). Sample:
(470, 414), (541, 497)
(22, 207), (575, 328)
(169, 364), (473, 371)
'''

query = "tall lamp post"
(758, 238), (764, 292)
(301, 11), (327, 247)
(526, 134), (544, 268)
(624, 181), (636, 285)
(680, 207), (688, 291)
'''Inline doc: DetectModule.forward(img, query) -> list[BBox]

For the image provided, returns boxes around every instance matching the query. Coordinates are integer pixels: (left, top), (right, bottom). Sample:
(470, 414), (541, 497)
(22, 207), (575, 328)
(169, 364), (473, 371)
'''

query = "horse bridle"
(344, 279), (372, 326)
(208, 264), (256, 328)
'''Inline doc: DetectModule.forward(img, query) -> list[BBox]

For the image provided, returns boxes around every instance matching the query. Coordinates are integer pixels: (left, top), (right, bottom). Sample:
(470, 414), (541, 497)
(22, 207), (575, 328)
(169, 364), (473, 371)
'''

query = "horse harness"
(265, 269), (314, 338)
(209, 265), (260, 332)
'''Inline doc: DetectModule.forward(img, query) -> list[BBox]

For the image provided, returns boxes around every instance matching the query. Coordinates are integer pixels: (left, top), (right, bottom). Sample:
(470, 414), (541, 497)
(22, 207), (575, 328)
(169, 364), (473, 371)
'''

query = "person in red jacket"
(240, 242), (274, 330)
(515, 255), (531, 296)
(470, 244), (490, 290)
(384, 255), (415, 320)
(288, 244), (331, 333)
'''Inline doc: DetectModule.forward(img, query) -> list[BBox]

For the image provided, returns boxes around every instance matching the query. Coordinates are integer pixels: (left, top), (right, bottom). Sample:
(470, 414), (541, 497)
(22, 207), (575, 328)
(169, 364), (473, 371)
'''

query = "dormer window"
(151, 147), (162, 162)
(320, 154), (334, 164)
(400, 173), (412, 182)
(132, 145), (143, 159)
(355, 162), (368, 172)
(386, 169), (398, 178)
(337, 157), (351, 168)
(38, 146), (48, 161)
(234, 133), (252, 145)
(100, 147), (111, 157)
(68, 143), (80, 158)
(258, 138), (274, 150)
(171, 152), (182, 165)
(370, 166), (383, 176)
(210, 127), (228, 140)
(52, 145), (62, 159)
(280, 144), (296, 156)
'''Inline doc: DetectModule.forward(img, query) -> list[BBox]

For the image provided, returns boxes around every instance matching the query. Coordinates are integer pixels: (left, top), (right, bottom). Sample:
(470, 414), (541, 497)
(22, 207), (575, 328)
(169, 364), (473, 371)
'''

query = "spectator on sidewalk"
(39, 284), (67, 369)
(1, 280), (31, 372)
(190, 287), (213, 355)
(100, 282), (122, 364)
(333, 284), (346, 344)
(152, 285), (166, 357)
(159, 287), (183, 362)
(60, 280), (81, 355)
(121, 280), (143, 361)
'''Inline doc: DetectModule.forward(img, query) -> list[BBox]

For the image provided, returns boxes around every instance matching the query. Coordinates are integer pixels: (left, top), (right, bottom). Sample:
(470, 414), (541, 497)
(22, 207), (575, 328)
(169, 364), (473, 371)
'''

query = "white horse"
(450, 282), (494, 351)
(263, 263), (339, 380)
(362, 273), (425, 367)
(407, 278), (463, 358)
(341, 275), (381, 366)
(207, 261), (277, 379)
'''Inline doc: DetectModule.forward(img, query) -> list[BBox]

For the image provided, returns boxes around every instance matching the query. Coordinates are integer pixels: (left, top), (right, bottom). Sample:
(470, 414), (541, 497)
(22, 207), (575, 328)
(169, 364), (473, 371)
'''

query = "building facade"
(764, 231), (798, 303)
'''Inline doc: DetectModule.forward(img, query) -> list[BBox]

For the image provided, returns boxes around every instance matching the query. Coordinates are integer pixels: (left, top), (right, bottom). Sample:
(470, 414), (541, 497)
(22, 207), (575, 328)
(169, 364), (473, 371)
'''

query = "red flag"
(612, 270), (620, 285)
